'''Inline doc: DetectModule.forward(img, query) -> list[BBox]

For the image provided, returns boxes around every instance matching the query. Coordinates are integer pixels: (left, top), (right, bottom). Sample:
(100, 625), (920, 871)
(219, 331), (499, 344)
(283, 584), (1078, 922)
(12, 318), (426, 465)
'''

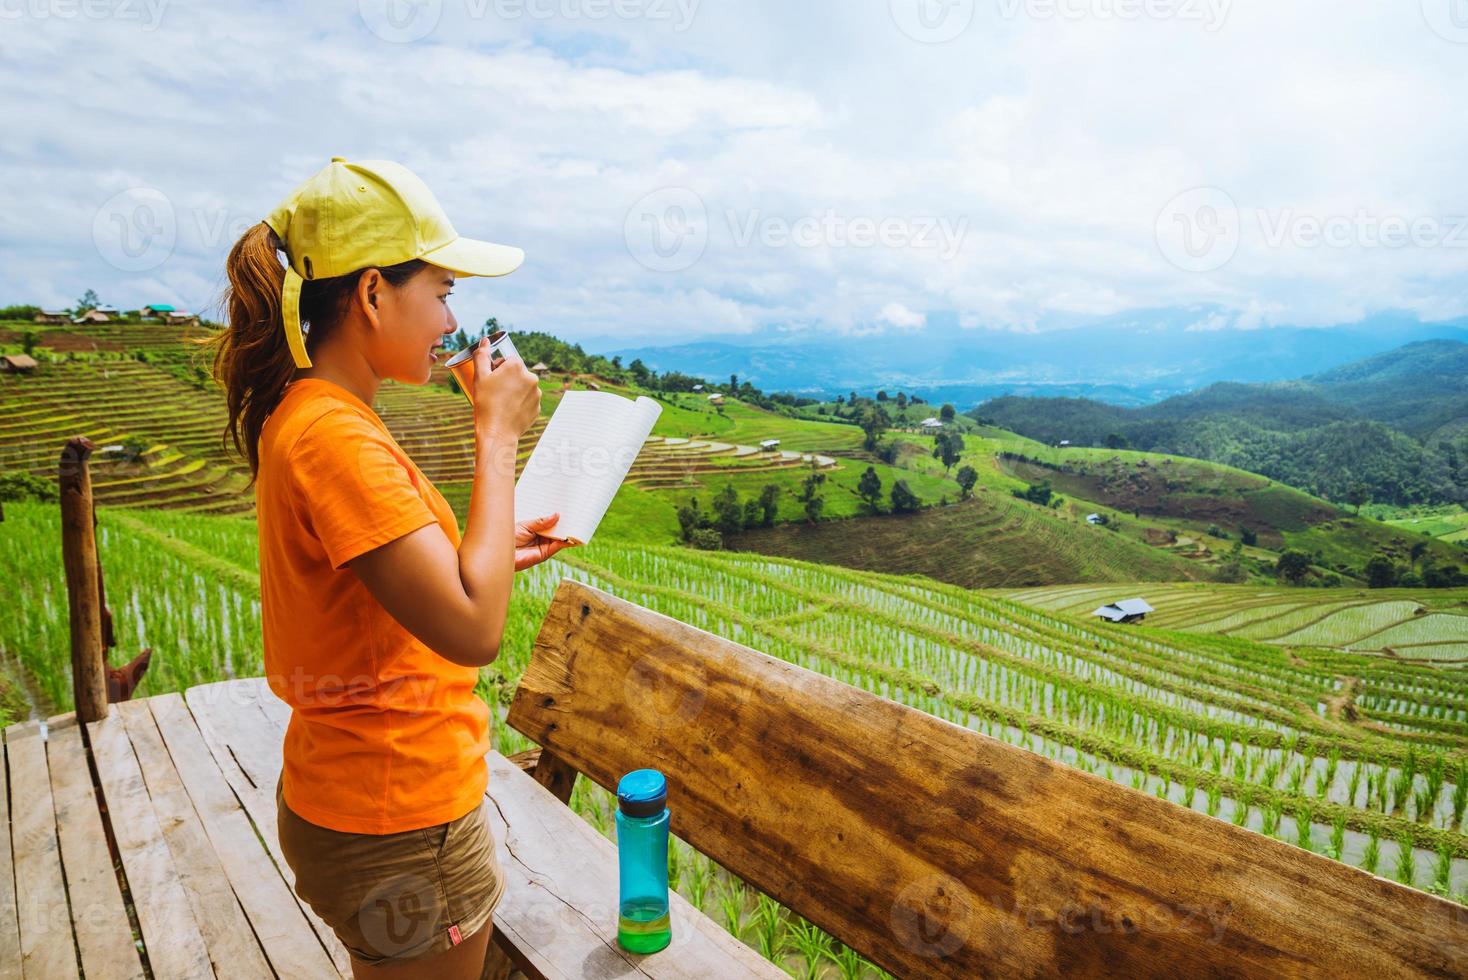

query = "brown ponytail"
(200, 222), (427, 485)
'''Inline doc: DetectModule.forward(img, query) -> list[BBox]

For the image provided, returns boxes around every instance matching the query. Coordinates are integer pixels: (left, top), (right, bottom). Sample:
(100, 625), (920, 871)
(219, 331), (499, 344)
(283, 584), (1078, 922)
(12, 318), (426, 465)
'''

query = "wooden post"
(59, 436), (108, 722)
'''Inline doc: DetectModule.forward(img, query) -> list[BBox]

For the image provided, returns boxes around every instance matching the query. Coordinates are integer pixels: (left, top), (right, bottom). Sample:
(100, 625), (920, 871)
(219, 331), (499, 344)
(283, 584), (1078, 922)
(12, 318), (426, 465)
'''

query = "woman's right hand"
(473, 344), (541, 440)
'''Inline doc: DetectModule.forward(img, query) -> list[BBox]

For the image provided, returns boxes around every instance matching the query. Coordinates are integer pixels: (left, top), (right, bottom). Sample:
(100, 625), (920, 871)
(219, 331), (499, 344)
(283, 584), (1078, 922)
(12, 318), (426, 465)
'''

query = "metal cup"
(446, 329), (520, 408)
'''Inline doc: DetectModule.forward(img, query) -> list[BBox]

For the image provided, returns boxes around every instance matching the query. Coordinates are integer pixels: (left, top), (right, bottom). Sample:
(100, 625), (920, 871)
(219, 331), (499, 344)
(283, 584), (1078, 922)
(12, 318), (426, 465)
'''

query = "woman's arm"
(350, 351), (545, 668)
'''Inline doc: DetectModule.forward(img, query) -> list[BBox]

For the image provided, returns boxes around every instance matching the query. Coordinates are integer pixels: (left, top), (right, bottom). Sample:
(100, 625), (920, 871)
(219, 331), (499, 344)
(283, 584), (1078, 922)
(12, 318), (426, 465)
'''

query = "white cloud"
(0, 1), (1464, 345)
(878, 302), (925, 331)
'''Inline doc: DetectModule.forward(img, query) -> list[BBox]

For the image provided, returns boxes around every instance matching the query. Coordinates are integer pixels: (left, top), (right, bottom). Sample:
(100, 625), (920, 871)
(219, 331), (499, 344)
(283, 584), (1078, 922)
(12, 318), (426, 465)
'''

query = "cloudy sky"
(4, 0), (1466, 348)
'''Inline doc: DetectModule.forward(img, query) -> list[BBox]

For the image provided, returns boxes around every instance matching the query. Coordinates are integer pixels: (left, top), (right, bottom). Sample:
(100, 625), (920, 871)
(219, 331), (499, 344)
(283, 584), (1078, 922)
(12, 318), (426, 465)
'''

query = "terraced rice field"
(1004, 583), (1468, 665)
(0, 356), (834, 514)
(7, 502), (1468, 913)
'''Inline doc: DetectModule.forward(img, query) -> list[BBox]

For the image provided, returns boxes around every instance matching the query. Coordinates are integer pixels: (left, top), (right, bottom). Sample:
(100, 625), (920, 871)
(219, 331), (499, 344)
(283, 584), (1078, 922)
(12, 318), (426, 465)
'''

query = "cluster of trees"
(677, 483), (783, 550)
(855, 466), (921, 515)
(1013, 480), (1062, 509)
(975, 383), (1468, 508)
(1363, 550), (1467, 589)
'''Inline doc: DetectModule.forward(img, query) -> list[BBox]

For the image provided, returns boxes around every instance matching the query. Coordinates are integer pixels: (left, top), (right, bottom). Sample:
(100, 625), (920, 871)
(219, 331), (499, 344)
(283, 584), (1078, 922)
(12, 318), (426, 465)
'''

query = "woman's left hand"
(514, 513), (572, 571)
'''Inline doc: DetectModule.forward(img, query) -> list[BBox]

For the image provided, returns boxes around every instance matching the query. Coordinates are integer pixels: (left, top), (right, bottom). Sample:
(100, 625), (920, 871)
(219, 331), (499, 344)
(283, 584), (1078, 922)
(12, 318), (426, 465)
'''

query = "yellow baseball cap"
(263, 156), (524, 368)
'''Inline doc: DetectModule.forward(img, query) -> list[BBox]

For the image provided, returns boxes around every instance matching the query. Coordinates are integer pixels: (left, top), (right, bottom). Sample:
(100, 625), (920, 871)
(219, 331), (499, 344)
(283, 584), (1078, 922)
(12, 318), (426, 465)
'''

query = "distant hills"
(973, 340), (1468, 507)
(602, 309), (1468, 408)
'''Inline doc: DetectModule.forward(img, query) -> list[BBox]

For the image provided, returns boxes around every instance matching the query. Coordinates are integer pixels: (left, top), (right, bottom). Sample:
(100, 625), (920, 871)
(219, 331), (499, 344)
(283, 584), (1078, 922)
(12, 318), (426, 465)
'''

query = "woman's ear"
(355, 268), (383, 329)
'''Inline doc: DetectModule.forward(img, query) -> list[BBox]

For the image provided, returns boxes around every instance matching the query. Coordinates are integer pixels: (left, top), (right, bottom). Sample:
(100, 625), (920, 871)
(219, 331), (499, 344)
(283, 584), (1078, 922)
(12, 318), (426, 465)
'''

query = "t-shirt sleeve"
(288, 409), (440, 570)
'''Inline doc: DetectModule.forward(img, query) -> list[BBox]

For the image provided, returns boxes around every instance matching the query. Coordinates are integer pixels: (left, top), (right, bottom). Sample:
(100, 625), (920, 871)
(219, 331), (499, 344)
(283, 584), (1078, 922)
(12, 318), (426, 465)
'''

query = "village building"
(0, 353), (38, 373)
(1092, 598), (1155, 624)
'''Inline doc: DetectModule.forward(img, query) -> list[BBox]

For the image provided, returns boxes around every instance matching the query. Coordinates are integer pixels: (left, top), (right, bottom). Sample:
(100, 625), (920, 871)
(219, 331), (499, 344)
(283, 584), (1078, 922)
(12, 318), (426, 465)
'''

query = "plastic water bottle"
(616, 768), (672, 953)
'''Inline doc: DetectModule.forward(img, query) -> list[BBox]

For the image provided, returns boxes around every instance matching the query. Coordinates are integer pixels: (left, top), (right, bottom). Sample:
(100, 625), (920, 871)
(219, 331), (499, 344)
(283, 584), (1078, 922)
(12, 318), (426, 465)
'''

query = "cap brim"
(419, 236), (524, 278)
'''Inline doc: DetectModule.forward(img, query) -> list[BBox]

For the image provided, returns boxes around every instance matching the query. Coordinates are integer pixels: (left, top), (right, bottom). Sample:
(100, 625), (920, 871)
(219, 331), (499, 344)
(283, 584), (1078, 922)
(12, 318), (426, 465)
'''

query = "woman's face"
(366, 264), (458, 384)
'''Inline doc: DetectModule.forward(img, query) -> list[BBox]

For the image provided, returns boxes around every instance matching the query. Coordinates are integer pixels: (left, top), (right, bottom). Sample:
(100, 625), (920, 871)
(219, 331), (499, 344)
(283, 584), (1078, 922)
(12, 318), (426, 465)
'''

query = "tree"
(1239, 526), (1259, 547)
(74, 288), (99, 313)
(689, 527), (723, 550)
(629, 358), (651, 385)
(676, 496), (706, 542)
(1275, 549), (1312, 584)
(1364, 554), (1398, 589)
(1015, 481), (1052, 507)
(21, 331), (37, 355)
(932, 430), (964, 472)
(858, 466), (883, 513)
(955, 464), (978, 500)
(876, 390), (888, 402)
(1346, 481), (1370, 514)
(858, 405), (889, 452)
(712, 483), (745, 536)
(757, 484), (781, 526)
(1105, 433), (1129, 450)
(895, 391), (907, 410)
(890, 479), (920, 513)
(939, 403), (955, 422)
(803, 494), (825, 524)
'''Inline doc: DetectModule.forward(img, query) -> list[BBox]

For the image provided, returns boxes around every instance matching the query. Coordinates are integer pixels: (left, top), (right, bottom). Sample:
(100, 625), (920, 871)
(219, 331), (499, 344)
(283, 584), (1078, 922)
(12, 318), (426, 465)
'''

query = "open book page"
(513, 391), (663, 545)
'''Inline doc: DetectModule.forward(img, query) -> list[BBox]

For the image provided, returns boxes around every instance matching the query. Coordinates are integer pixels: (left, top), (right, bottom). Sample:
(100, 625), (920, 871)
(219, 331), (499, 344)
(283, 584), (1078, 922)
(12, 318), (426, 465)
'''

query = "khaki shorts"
(276, 781), (506, 965)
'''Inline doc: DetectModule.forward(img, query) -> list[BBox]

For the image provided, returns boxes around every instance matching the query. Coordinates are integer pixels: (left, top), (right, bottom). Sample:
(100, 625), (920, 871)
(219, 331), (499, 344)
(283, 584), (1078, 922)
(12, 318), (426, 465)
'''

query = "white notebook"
(514, 390), (663, 545)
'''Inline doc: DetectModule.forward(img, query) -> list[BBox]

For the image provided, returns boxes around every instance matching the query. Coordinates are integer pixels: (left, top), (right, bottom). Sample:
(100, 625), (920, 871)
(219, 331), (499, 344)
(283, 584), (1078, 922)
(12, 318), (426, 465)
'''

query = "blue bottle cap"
(617, 768), (667, 817)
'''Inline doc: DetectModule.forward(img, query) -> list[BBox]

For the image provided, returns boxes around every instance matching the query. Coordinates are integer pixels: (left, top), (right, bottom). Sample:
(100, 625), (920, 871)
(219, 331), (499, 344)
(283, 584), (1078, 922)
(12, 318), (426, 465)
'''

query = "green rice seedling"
(753, 892), (786, 962)
(1231, 799), (1250, 827)
(1453, 765), (1468, 829)
(1261, 803), (1281, 839)
(1327, 814), (1346, 861)
(1433, 842), (1456, 896)
(832, 944), (866, 980)
(1206, 783), (1222, 818)
(786, 918), (836, 979)
(1295, 802), (1315, 852)
(668, 837), (684, 893)
(685, 852), (714, 913)
(718, 879), (746, 940)
(1348, 763), (1364, 809)
(1396, 833), (1417, 886)
(1363, 831), (1381, 874)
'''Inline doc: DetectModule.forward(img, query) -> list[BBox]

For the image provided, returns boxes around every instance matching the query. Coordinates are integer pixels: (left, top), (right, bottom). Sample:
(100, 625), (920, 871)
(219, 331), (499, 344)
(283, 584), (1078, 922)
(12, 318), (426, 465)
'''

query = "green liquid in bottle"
(618, 897), (672, 953)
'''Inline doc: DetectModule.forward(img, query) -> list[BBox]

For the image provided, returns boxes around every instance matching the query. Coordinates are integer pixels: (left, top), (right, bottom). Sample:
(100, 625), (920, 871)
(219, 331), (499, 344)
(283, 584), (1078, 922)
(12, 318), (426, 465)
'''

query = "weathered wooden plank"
(530, 748), (578, 805)
(45, 715), (145, 980)
(483, 750), (783, 980)
(5, 721), (79, 980)
(87, 711), (213, 979)
(183, 681), (353, 976)
(0, 721), (23, 980)
(146, 694), (342, 979)
(114, 699), (274, 979)
(508, 579), (1468, 979)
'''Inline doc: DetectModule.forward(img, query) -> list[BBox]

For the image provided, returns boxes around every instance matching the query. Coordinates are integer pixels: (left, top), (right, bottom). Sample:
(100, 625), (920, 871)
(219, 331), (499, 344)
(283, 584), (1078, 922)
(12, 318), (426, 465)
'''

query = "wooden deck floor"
(3, 678), (779, 979)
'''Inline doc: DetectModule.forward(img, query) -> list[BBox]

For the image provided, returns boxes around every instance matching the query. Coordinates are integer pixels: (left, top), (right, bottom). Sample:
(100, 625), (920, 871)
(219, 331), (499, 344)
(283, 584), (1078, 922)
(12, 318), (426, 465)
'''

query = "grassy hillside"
(727, 489), (1206, 588)
(973, 340), (1468, 508)
(6, 501), (1468, 909)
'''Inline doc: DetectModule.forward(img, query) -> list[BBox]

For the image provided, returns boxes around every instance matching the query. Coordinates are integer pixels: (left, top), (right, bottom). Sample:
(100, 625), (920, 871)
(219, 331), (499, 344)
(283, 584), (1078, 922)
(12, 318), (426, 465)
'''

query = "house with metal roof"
(1092, 598), (1154, 623)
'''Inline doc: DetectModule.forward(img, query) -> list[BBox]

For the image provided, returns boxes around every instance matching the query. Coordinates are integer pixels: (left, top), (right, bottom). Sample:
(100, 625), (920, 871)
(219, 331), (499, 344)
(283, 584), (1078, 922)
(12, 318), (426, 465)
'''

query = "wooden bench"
(506, 579), (1468, 978)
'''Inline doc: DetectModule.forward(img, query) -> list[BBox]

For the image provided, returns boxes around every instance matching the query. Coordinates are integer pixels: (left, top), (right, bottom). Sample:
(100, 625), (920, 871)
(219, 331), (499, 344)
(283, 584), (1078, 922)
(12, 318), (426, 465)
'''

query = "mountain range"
(972, 340), (1468, 507)
(600, 309), (1468, 409)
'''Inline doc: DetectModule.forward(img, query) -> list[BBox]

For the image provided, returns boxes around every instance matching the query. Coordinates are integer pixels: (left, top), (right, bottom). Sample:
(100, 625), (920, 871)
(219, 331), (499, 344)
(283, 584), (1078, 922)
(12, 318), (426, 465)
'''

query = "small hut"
(1091, 598), (1154, 624)
(0, 353), (39, 374)
(34, 310), (68, 324)
(529, 361), (549, 373)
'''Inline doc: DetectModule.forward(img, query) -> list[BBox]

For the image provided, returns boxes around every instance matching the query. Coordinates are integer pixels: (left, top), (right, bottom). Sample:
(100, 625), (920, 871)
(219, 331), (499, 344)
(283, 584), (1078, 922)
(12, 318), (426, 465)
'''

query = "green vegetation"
(7, 502), (1468, 911)
(973, 340), (1468, 508)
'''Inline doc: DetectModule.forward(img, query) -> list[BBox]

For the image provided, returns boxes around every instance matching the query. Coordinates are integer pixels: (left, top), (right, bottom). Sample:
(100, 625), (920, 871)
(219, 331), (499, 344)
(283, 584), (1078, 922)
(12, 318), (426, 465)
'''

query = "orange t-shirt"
(256, 377), (489, 834)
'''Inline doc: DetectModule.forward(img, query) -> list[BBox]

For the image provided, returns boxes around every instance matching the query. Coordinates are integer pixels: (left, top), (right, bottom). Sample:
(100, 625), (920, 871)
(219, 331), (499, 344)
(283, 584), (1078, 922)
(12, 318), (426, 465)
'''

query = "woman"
(208, 157), (569, 978)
